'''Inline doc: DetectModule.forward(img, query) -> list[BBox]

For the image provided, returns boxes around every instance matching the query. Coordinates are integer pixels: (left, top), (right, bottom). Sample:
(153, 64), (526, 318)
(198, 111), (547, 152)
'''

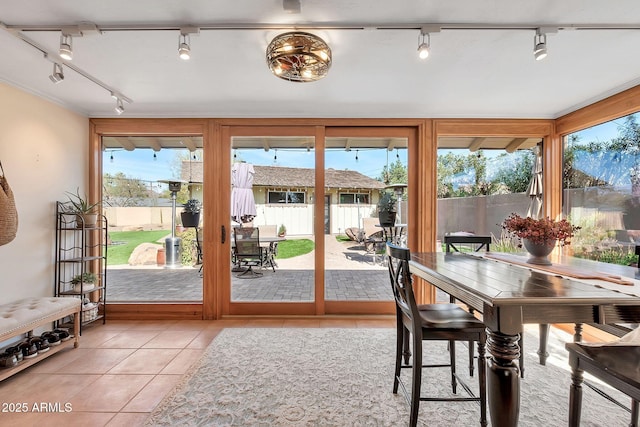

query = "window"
(268, 191), (306, 204)
(339, 193), (369, 204)
(562, 112), (640, 266)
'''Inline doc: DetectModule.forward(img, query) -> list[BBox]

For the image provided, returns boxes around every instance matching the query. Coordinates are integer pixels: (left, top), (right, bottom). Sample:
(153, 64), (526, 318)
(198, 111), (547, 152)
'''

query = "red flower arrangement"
(502, 213), (580, 247)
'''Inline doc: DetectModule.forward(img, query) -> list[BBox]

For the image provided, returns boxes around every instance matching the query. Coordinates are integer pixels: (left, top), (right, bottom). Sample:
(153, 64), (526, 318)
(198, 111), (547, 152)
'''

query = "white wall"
(0, 83), (88, 304)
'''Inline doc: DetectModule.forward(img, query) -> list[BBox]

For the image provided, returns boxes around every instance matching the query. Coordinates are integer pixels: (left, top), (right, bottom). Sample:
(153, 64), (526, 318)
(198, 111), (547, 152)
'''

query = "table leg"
(537, 323), (550, 365)
(486, 329), (520, 427)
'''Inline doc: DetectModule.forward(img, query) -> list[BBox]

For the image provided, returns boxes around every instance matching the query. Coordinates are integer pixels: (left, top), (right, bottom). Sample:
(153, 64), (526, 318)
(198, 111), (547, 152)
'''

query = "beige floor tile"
(160, 349), (204, 374)
(121, 374), (182, 412)
(105, 412), (150, 426)
(108, 348), (181, 374)
(98, 330), (162, 349)
(54, 348), (136, 374)
(76, 330), (124, 348)
(28, 346), (88, 374)
(244, 318), (286, 327)
(0, 373), (101, 402)
(185, 328), (223, 349)
(70, 374), (154, 412)
(141, 330), (200, 349)
(0, 411), (115, 427)
(164, 319), (214, 331)
(356, 318), (395, 328)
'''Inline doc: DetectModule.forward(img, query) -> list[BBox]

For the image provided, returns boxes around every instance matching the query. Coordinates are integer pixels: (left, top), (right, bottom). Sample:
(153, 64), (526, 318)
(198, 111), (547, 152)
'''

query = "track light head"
(178, 33), (191, 60)
(49, 63), (64, 84)
(417, 41), (430, 59)
(533, 29), (548, 61)
(417, 26), (439, 60)
(59, 34), (73, 60)
(114, 98), (124, 115)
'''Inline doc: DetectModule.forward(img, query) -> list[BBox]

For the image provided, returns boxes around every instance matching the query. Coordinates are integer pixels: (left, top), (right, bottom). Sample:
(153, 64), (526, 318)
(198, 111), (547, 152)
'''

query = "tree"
(378, 158), (407, 185)
(103, 173), (154, 206)
(491, 150), (534, 193)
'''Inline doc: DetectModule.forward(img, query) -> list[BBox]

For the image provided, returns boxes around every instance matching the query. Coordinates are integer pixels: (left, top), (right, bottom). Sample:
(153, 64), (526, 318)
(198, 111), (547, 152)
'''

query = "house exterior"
(182, 161), (387, 235)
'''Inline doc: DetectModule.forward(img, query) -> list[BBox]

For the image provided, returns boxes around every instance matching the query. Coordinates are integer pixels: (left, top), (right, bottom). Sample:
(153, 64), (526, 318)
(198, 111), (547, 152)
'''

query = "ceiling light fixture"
(59, 33), (73, 60)
(178, 33), (191, 60)
(114, 98), (124, 115)
(178, 27), (199, 61)
(417, 26), (440, 60)
(266, 31), (332, 82)
(49, 63), (64, 84)
(533, 28), (548, 61)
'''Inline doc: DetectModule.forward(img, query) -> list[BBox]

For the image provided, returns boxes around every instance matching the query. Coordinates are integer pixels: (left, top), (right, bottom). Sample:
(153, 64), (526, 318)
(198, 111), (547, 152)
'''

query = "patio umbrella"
(526, 145), (543, 219)
(231, 161), (257, 224)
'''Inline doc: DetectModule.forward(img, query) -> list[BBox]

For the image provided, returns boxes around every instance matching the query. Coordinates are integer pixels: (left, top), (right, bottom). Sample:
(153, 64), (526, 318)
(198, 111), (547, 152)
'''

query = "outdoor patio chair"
(195, 227), (203, 276)
(233, 227), (266, 278)
(386, 243), (487, 427)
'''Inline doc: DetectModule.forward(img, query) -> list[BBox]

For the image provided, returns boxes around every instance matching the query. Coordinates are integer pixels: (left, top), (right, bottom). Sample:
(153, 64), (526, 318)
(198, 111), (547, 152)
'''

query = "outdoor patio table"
(409, 252), (640, 427)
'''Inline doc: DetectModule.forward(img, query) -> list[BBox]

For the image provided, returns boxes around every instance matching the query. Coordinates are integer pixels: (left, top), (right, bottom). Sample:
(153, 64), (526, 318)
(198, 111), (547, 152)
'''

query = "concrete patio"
(107, 235), (393, 302)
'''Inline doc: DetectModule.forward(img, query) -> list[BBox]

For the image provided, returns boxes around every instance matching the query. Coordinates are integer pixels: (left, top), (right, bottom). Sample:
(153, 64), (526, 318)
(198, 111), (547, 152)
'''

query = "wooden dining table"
(409, 251), (640, 427)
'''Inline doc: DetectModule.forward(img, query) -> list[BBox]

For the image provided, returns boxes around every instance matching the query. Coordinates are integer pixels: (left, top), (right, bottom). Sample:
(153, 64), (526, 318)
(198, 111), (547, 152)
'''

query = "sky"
(103, 146), (408, 185)
(103, 115), (632, 186)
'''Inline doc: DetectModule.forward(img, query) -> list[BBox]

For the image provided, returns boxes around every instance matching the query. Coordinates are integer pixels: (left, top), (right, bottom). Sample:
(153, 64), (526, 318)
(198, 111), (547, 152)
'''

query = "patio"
(107, 235), (393, 302)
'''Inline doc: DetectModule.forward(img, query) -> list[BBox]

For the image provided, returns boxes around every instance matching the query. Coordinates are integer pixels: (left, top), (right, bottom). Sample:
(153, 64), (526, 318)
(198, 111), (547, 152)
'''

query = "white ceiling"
(1, 1), (640, 119)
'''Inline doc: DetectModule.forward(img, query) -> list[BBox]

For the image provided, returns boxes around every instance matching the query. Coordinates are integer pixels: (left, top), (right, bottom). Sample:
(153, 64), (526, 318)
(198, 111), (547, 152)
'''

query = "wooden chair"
(233, 227), (265, 278)
(566, 342), (640, 427)
(386, 243), (487, 427)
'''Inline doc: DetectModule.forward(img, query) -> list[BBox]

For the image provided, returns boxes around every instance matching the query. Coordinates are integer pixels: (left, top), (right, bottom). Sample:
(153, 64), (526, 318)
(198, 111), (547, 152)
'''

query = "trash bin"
(165, 237), (182, 268)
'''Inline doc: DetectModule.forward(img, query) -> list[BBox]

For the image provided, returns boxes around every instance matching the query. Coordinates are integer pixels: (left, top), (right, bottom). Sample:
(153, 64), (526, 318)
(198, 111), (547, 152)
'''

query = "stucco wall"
(0, 83), (88, 304)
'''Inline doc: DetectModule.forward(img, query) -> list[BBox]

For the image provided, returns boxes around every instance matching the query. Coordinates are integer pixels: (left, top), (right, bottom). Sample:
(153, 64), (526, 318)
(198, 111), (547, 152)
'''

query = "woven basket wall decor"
(0, 161), (18, 246)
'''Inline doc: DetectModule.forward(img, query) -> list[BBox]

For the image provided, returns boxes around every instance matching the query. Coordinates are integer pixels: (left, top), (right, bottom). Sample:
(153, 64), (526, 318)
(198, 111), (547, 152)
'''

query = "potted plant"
(71, 272), (97, 293)
(377, 191), (398, 226)
(65, 188), (101, 228)
(502, 213), (580, 265)
(278, 224), (287, 237)
(181, 199), (202, 228)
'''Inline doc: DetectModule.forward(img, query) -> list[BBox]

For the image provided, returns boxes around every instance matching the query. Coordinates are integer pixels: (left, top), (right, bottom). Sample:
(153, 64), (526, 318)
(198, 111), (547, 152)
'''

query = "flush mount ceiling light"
(49, 63), (64, 83)
(266, 31), (332, 82)
(59, 33), (73, 60)
(283, 0), (301, 14)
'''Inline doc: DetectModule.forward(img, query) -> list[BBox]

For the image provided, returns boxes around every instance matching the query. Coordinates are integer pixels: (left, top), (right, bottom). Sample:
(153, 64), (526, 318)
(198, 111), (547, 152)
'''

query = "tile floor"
(0, 317), (394, 427)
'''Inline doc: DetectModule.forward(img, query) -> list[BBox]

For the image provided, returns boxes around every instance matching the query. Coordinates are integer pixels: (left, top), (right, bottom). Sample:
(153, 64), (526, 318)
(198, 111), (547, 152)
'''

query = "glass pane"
(230, 136), (315, 302)
(436, 137), (542, 253)
(324, 137), (407, 302)
(101, 138), (204, 302)
(563, 113), (640, 266)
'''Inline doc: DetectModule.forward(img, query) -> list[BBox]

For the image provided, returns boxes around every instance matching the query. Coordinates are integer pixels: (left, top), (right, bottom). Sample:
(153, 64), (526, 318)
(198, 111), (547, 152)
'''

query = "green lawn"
(107, 230), (169, 265)
(274, 239), (314, 259)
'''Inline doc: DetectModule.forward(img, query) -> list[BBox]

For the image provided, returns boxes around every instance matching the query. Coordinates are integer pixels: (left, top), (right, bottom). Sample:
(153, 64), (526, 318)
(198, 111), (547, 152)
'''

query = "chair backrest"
(386, 242), (419, 326)
(444, 233), (491, 253)
(234, 227), (261, 258)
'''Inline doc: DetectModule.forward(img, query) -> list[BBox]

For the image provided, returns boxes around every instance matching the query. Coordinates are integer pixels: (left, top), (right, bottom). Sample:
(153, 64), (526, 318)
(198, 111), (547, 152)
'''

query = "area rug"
(145, 327), (631, 426)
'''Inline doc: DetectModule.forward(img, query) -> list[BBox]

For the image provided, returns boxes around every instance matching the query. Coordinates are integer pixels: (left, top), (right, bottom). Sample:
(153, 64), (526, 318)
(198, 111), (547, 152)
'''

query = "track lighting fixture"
(153, 152), (157, 161)
(533, 29), (548, 61)
(417, 26), (440, 60)
(110, 153), (114, 163)
(59, 34), (73, 60)
(355, 149), (359, 162)
(49, 63), (64, 84)
(417, 32), (430, 59)
(114, 98), (124, 115)
(178, 33), (191, 60)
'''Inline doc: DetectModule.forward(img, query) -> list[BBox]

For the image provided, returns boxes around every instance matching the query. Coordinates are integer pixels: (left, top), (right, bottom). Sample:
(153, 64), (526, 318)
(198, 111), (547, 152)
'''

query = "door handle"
(221, 225), (226, 244)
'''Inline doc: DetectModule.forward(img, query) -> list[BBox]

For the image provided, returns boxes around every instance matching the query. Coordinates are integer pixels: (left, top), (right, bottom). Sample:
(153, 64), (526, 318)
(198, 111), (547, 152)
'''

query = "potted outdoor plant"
(278, 224), (287, 237)
(502, 213), (580, 265)
(377, 191), (398, 226)
(181, 199), (202, 228)
(65, 188), (101, 228)
(71, 272), (97, 293)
